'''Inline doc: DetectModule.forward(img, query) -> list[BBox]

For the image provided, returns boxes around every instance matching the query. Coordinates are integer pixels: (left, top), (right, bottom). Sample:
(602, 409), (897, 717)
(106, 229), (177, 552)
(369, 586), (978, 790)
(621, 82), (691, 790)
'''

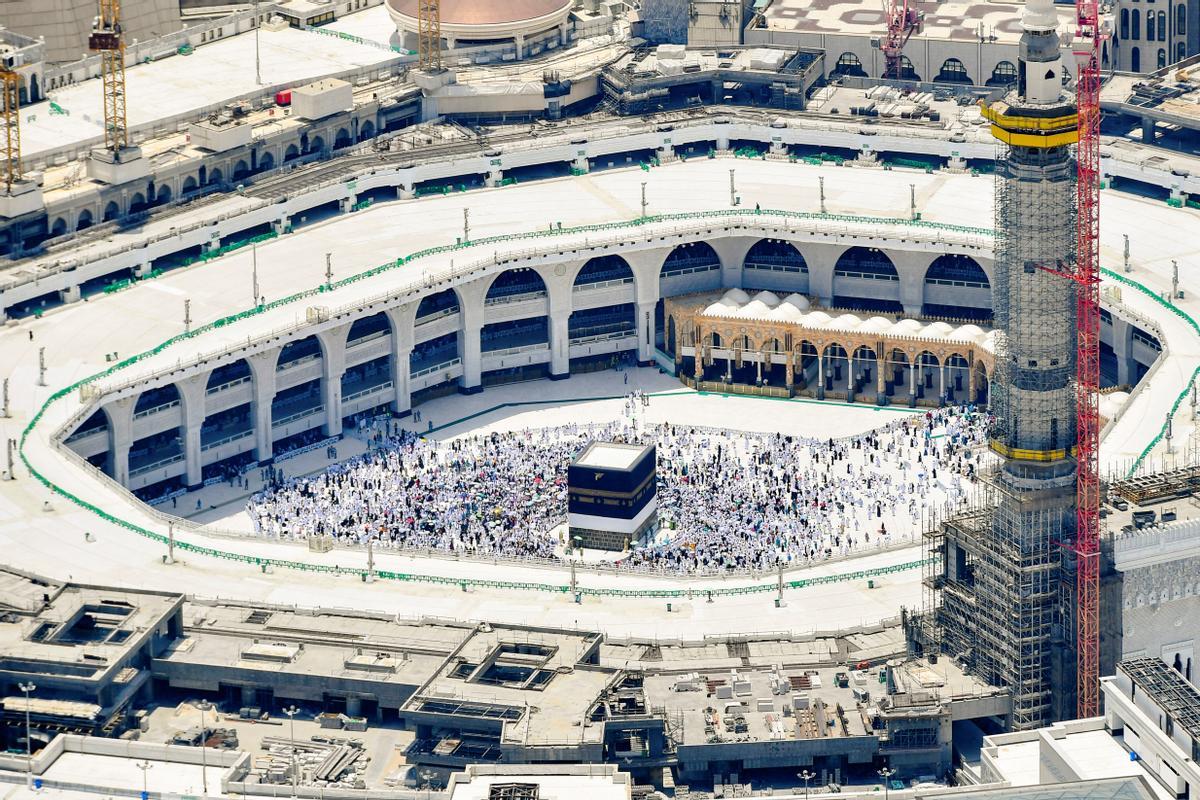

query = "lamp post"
(136, 759), (153, 800)
(196, 700), (213, 795)
(640, 182), (647, 219)
(798, 769), (814, 800)
(283, 705), (300, 797)
(18, 681), (35, 788)
(878, 766), (896, 800)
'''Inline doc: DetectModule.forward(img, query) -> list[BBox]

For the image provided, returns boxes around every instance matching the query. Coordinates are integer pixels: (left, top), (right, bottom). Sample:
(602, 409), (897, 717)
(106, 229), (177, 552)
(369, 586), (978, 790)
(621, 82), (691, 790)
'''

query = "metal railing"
(206, 375), (251, 395)
(411, 358), (461, 378)
(132, 400), (180, 420)
(129, 453), (184, 478)
(573, 277), (634, 292)
(201, 431), (253, 452)
(271, 406), (325, 428)
(343, 381), (394, 402)
(484, 289), (548, 307)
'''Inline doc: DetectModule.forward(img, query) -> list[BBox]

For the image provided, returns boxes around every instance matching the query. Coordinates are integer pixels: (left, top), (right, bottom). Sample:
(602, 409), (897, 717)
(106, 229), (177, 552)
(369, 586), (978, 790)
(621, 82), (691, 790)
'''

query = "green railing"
(16, 207), (1175, 592)
(1102, 267), (1200, 477)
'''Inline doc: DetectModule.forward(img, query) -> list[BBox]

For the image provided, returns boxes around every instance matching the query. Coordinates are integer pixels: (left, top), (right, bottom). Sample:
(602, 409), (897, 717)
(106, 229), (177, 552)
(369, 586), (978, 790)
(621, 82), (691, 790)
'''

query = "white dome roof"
(831, 313), (864, 330)
(861, 316), (894, 332)
(952, 324), (986, 342)
(805, 311), (832, 326)
(704, 302), (734, 316)
(773, 304), (806, 321)
(782, 293), (811, 310)
(752, 290), (782, 307)
(740, 300), (772, 317)
(894, 318), (923, 333)
(722, 288), (751, 305)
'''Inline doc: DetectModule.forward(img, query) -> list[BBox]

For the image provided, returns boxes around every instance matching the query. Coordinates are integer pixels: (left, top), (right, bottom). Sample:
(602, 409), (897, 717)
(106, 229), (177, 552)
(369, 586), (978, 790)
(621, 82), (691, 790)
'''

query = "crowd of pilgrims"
(245, 403), (990, 573)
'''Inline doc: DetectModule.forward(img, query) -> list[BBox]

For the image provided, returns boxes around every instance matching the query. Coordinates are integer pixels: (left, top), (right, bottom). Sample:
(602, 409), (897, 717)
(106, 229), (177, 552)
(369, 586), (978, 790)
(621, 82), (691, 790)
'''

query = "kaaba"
(567, 441), (658, 552)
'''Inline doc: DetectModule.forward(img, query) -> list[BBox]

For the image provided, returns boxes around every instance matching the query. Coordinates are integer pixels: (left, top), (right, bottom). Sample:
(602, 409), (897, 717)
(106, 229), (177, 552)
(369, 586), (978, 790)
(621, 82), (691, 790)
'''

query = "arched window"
(935, 57), (971, 84)
(1179, 41), (1187, 62)
(1132, 11), (1141, 39)
(1120, 7), (1129, 39)
(898, 55), (920, 81)
(1158, 47), (1167, 68)
(1177, 4), (1186, 37)
(987, 61), (1018, 86)
(1147, 10), (1155, 41)
(1132, 46), (1141, 71)
(831, 52), (867, 78)
(1158, 10), (1167, 40)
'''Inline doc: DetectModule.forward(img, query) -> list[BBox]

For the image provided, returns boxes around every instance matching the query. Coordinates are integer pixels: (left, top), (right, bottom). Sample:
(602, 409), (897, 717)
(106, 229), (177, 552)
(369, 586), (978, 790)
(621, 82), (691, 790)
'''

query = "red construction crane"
(1074, 0), (1102, 720)
(881, 0), (922, 80)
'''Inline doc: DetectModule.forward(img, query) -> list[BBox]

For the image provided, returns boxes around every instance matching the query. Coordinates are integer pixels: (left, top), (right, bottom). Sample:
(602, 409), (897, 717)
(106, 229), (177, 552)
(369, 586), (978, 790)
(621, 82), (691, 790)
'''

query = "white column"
(177, 373), (210, 489)
(386, 304), (417, 416)
(637, 300), (656, 364)
(548, 278), (573, 379)
(106, 397), (136, 486)
(457, 281), (487, 393)
(318, 324), (350, 437)
(247, 350), (279, 463)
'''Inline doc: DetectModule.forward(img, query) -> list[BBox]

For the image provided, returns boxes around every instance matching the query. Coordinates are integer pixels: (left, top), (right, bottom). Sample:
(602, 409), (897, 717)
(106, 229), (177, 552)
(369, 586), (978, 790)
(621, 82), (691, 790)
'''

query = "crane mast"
(0, 65), (20, 194)
(881, 0), (922, 79)
(1074, 0), (1102, 721)
(418, 0), (443, 72)
(89, 0), (129, 154)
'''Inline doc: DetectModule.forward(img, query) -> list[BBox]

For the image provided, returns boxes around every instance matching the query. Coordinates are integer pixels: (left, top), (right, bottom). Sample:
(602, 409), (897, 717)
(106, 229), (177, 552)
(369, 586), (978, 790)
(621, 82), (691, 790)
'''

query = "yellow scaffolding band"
(989, 125), (1080, 148)
(989, 439), (1076, 462)
(980, 102), (1079, 132)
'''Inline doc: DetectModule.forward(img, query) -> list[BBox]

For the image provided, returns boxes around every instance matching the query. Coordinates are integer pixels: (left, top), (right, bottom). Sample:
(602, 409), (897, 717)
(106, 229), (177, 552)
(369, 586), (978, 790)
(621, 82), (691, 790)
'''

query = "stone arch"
(182, 175), (199, 195)
(891, 55), (920, 81)
(987, 60), (1018, 86)
(156, 184), (173, 205)
(49, 217), (68, 237)
(661, 241), (722, 279)
(284, 143), (300, 163)
(276, 334), (325, 370)
(833, 247), (901, 313)
(232, 160), (250, 181)
(573, 254), (634, 287)
(743, 238), (809, 292)
(944, 353), (971, 403)
(334, 128), (352, 149)
(76, 209), (94, 230)
(207, 167), (224, 187)
(935, 57), (972, 84)
(831, 52), (867, 78)
(923, 254), (991, 320)
(206, 358), (252, 392)
(359, 120), (376, 141)
(885, 348), (912, 400)
(347, 311), (393, 345)
(128, 192), (148, 214)
(973, 360), (989, 405)
(133, 382), (182, 416)
(485, 267), (548, 302)
(915, 351), (940, 399)
(416, 287), (461, 321)
(259, 151), (276, 171)
(309, 135), (326, 155)
(102, 200), (121, 222)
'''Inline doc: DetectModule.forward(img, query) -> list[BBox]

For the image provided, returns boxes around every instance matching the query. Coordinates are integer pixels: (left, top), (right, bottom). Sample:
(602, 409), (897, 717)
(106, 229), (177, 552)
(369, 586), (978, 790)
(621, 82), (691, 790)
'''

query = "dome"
(805, 311), (832, 326)
(772, 304), (806, 321)
(861, 316), (893, 332)
(739, 300), (773, 318)
(704, 302), (734, 316)
(952, 324), (985, 342)
(752, 290), (782, 307)
(722, 288), (752, 305)
(831, 313), (863, 330)
(387, 0), (571, 25)
(894, 318), (923, 333)
(782, 293), (811, 310)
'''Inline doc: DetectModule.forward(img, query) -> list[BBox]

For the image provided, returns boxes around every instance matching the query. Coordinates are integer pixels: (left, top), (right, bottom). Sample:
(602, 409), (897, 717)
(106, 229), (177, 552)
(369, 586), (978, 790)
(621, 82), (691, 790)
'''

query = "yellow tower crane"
(0, 63), (21, 194)
(417, 0), (442, 72)
(89, 0), (129, 153)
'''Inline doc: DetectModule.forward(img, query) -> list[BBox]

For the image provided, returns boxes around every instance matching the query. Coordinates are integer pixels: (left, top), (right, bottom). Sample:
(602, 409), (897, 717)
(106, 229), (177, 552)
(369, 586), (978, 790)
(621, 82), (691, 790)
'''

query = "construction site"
(0, 0), (1198, 798)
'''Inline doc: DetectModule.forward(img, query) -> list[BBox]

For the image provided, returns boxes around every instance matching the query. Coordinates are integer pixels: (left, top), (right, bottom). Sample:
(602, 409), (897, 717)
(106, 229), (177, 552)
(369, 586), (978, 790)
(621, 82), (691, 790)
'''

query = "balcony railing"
(411, 358), (461, 378)
(132, 400), (180, 420)
(206, 375), (252, 395)
(272, 406), (325, 428)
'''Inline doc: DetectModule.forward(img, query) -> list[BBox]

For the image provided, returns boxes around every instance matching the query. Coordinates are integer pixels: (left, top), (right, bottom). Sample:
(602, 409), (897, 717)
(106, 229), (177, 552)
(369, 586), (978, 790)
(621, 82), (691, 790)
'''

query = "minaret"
(928, 0), (1083, 730)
